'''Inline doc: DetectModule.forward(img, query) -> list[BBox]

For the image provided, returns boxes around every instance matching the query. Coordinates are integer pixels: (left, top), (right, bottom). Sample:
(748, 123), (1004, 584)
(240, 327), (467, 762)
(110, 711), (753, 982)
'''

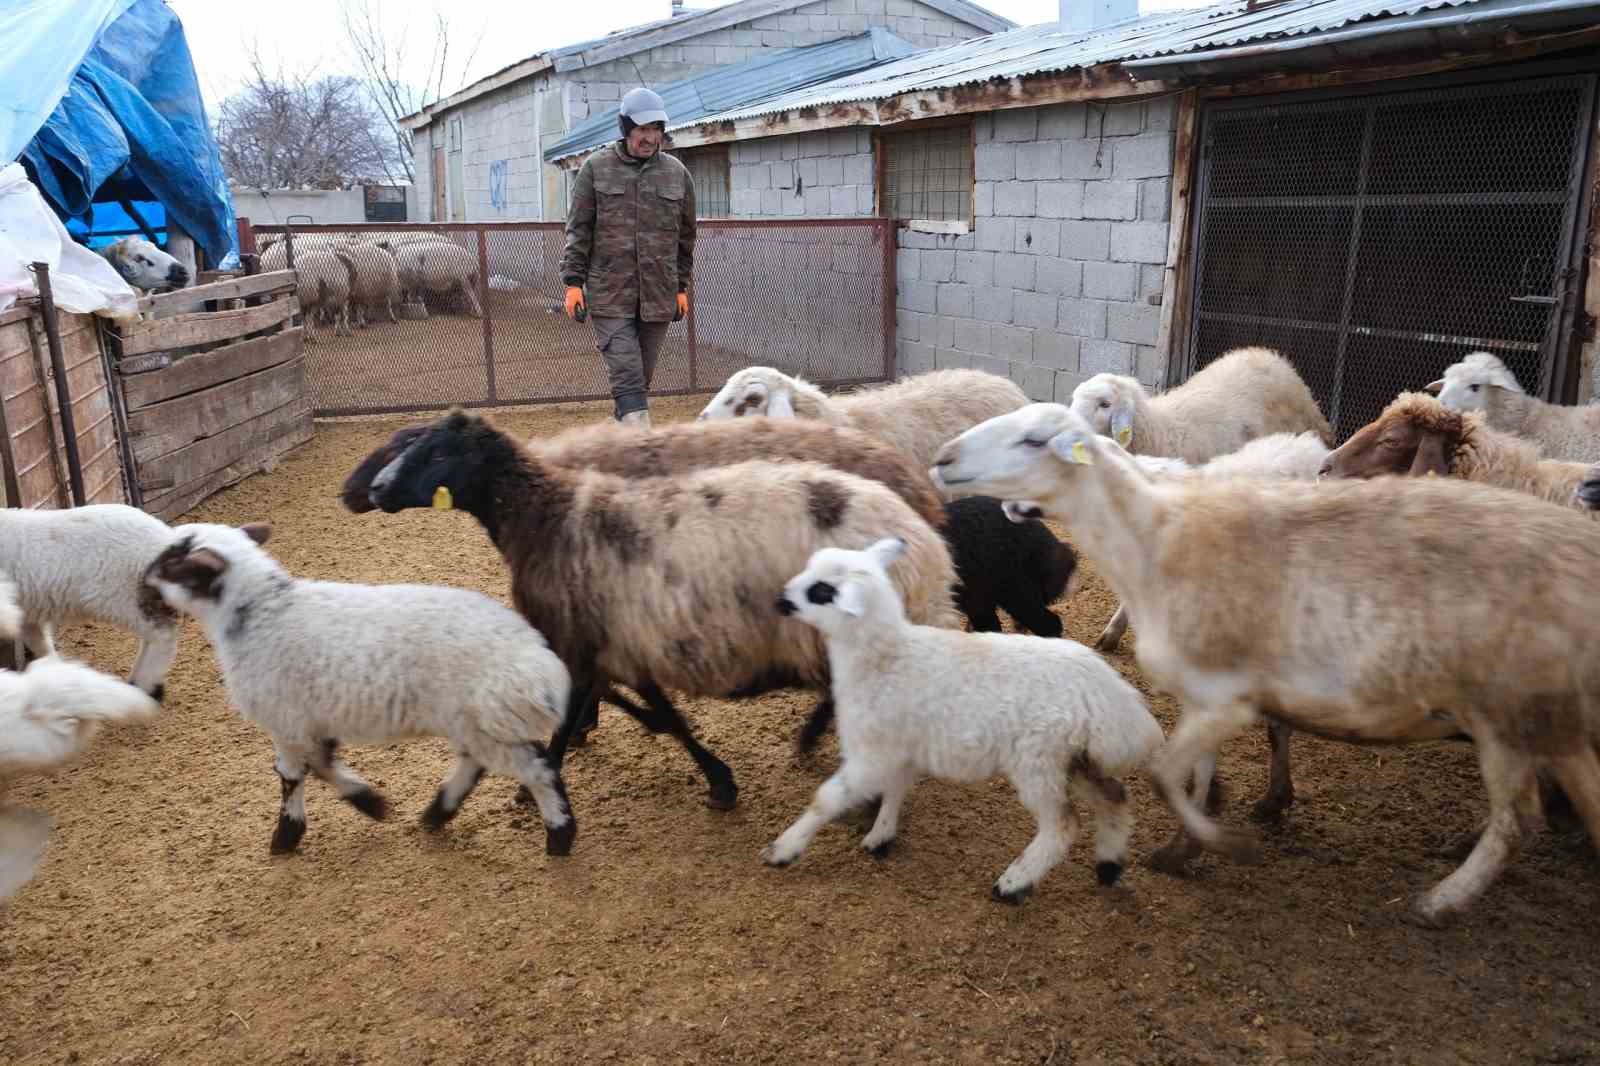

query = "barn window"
(673, 145), (731, 218)
(879, 123), (973, 223)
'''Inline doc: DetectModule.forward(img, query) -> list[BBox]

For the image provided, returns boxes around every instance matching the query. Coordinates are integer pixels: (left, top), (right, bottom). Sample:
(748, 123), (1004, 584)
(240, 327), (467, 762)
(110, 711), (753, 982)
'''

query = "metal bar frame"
(29, 264), (85, 506)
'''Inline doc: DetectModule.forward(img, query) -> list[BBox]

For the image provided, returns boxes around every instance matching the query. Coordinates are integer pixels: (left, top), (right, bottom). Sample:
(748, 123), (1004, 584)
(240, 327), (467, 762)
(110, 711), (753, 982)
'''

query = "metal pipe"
(29, 262), (86, 507)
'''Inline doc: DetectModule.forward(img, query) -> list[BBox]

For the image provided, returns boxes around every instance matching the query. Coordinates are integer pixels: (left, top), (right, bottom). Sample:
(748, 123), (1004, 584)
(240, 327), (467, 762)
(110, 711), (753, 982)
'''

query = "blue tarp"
(8, 0), (238, 269)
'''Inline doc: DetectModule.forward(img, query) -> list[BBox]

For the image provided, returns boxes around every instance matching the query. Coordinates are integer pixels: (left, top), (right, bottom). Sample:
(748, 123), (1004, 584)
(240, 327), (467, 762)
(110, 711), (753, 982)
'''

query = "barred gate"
(248, 219), (896, 417)
(1181, 62), (1597, 442)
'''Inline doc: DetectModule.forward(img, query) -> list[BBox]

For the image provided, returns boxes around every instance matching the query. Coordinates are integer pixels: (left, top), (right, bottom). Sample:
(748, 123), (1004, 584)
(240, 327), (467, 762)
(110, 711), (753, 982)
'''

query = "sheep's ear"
(1048, 431), (1094, 466)
(864, 536), (906, 569)
(164, 547), (228, 597)
(1002, 500), (1044, 523)
(1424, 379), (1445, 395)
(766, 387), (795, 418)
(1408, 429), (1451, 477)
(835, 577), (868, 617)
(1109, 405), (1134, 448)
(239, 522), (272, 545)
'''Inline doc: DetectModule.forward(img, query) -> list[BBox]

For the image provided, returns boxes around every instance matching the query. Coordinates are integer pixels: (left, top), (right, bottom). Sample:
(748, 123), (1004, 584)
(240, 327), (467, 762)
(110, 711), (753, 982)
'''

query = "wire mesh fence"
(248, 219), (895, 417)
(1183, 67), (1596, 442)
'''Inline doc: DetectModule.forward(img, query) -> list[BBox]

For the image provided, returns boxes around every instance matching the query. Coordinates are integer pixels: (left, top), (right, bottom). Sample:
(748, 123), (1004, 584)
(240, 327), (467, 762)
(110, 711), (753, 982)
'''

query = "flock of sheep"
(4, 346), (1600, 930)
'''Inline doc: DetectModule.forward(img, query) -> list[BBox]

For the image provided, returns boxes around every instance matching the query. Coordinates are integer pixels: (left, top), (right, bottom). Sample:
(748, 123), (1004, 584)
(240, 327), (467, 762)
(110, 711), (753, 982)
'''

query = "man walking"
(560, 86), (697, 428)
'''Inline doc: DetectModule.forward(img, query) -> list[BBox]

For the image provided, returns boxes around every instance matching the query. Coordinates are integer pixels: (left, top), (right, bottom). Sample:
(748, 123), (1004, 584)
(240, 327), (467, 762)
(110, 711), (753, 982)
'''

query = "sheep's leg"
(994, 773), (1076, 903)
(1095, 603), (1129, 653)
(385, 298), (397, 324)
(127, 624), (178, 702)
(1147, 701), (1262, 874)
(1250, 720), (1296, 823)
(763, 760), (880, 867)
(270, 745), (311, 854)
(796, 696), (835, 755)
(19, 621), (54, 660)
(508, 741), (576, 856)
(1006, 600), (1063, 639)
(1544, 744), (1600, 852)
(421, 753), (486, 830)
(1071, 769), (1133, 887)
(859, 765), (915, 858)
(1410, 725), (1540, 927)
(964, 601), (1003, 633)
(307, 739), (387, 820)
(623, 682), (737, 810)
(461, 281), (483, 318)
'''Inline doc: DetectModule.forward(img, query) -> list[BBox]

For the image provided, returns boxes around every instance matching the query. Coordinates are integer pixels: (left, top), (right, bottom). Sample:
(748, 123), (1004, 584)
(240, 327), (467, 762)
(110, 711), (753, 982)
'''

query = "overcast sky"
(168, 0), (1213, 114)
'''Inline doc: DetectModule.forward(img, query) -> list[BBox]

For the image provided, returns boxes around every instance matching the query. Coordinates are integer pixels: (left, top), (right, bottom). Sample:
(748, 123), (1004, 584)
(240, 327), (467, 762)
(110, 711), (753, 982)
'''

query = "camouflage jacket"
(559, 142), (697, 322)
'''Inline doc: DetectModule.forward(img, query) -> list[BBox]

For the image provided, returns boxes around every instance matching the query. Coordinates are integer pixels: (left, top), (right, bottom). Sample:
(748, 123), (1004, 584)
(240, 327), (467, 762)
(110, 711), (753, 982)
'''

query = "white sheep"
(0, 504), (181, 700)
(336, 241), (402, 328)
(143, 520), (578, 856)
(98, 236), (189, 293)
(390, 240), (482, 317)
(1069, 346), (1332, 464)
(0, 571), (160, 901)
(696, 366), (1029, 470)
(763, 536), (1163, 902)
(293, 249), (352, 342)
(1427, 351), (1600, 462)
(932, 402), (1600, 927)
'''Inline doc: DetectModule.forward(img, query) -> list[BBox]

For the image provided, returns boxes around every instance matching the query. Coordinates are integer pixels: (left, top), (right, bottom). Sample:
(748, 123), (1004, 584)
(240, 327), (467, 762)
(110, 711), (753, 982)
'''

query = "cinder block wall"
(896, 97), (1176, 403)
(729, 130), (876, 217)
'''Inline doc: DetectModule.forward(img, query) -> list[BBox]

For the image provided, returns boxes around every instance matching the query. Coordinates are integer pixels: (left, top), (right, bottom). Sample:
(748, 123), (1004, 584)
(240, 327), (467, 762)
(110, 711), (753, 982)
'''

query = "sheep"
(141, 521), (579, 856)
(0, 504), (181, 700)
(763, 537), (1163, 902)
(258, 234), (344, 273)
(0, 571), (160, 901)
(1427, 351), (1600, 462)
(942, 494), (1078, 638)
(336, 241), (402, 328)
(695, 366), (1029, 470)
(931, 401), (1600, 927)
(1578, 462), (1600, 512)
(1068, 346), (1332, 465)
(390, 240), (482, 317)
(363, 409), (961, 813)
(1322, 392), (1596, 509)
(293, 249), (352, 342)
(98, 236), (189, 293)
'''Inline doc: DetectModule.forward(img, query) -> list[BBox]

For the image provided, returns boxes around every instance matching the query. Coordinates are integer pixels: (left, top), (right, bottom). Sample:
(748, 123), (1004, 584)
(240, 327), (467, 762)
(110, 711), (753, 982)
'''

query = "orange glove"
(564, 285), (586, 321)
(674, 291), (688, 322)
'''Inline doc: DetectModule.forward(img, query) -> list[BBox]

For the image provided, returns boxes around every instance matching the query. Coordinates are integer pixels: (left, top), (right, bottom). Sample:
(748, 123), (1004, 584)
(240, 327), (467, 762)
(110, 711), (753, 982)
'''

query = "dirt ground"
(2, 394), (1597, 1066)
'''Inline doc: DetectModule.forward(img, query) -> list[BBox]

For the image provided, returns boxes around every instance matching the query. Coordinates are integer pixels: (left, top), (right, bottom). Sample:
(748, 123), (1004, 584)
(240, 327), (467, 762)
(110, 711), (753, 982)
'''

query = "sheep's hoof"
(147, 683), (166, 704)
(1095, 861), (1123, 887)
(544, 819), (577, 856)
(1249, 793), (1292, 824)
(761, 844), (797, 868)
(1209, 827), (1261, 865)
(269, 815), (305, 854)
(1093, 634), (1121, 654)
(344, 788), (388, 821)
(1146, 840), (1200, 877)
(991, 882), (1033, 905)
(1401, 895), (1456, 930)
(865, 838), (894, 860)
(419, 795), (455, 831)
(705, 782), (738, 811)
(1438, 829), (1482, 861)
(1204, 774), (1228, 816)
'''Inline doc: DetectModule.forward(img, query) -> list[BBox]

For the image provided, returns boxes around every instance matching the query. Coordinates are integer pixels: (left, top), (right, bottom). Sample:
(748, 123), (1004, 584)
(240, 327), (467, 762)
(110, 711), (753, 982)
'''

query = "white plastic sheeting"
(0, 163), (139, 320)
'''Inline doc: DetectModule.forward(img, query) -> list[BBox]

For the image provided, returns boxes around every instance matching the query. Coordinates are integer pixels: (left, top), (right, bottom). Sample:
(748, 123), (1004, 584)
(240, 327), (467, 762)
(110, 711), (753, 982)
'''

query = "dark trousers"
(591, 315), (670, 418)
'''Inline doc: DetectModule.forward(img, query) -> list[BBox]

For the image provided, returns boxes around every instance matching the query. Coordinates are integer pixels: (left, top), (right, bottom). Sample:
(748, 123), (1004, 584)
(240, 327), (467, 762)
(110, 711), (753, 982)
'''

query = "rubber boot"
(619, 408), (652, 429)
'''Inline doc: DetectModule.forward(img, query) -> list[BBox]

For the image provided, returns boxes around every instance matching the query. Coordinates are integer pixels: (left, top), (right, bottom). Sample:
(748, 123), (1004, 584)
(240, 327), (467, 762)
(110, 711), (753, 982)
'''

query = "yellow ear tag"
(432, 485), (453, 510)
(1114, 426), (1132, 447)
(1071, 441), (1093, 465)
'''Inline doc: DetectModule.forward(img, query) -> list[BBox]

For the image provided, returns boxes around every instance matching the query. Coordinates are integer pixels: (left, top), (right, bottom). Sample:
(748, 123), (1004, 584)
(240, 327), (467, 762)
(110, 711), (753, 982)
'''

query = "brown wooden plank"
(0, 305), (34, 328)
(120, 328), (303, 411)
(136, 270), (297, 315)
(140, 397), (312, 516)
(126, 356), (306, 465)
(1154, 88), (1199, 387)
(117, 295), (299, 357)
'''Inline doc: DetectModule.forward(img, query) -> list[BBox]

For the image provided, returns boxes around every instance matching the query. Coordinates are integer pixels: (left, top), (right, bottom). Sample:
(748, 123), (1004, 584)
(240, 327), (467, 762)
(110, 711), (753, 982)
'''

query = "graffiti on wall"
(489, 159), (509, 211)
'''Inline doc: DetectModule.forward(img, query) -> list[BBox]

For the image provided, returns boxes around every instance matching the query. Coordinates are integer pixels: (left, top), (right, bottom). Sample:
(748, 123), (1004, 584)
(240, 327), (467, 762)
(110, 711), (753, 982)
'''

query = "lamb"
(0, 503), (181, 700)
(1322, 392), (1595, 509)
(763, 537), (1163, 902)
(98, 236), (188, 292)
(942, 494), (1078, 638)
(0, 572), (160, 901)
(390, 240), (482, 317)
(1427, 351), (1600, 462)
(695, 366), (1029, 469)
(142, 521), (579, 856)
(293, 249), (352, 342)
(363, 409), (961, 812)
(1068, 346), (1332, 464)
(1578, 462), (1600, 512)
(931, 401), (1600, 927)
(335, 241), (402, 328)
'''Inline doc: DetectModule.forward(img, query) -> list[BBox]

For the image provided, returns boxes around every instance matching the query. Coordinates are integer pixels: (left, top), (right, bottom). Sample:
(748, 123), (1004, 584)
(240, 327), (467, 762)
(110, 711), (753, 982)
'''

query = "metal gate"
(1180, 64), (1597, 442)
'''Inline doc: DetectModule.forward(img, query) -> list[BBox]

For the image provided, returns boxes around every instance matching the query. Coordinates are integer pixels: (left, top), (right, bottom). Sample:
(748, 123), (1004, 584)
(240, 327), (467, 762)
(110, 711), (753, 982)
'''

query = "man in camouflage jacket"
(560, 86), (697, 428)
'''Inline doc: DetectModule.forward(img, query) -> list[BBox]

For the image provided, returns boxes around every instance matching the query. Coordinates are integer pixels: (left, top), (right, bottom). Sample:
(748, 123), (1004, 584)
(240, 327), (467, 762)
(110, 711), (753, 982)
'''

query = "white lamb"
(98, 236), (189, 292)
(142, 521), (578, 856)
(1069, 346), (1332, 464)
(763, 537), (1164, 902)
(0, 504), (181, 699)
(0, 572), (160, 901)
(1427, 351), (1600, 462)
(695, 366), (1029, 470)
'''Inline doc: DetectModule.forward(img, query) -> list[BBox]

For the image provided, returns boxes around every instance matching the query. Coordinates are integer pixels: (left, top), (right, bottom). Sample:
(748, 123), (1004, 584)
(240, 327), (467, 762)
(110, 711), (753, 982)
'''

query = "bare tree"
(341, 0), (485, 185)
(216, 47), (400, 190)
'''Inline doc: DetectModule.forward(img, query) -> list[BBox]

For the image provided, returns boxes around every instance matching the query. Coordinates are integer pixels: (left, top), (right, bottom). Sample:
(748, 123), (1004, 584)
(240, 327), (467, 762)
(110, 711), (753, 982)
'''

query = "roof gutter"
(1120, 0), (1600, 80)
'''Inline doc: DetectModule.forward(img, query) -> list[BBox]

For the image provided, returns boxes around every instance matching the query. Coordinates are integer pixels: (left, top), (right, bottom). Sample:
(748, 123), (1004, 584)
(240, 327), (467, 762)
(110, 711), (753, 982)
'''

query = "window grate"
(673, 145), (731, 218)
(1184, 70), (1596, 442)
(881, 125), (973, 222)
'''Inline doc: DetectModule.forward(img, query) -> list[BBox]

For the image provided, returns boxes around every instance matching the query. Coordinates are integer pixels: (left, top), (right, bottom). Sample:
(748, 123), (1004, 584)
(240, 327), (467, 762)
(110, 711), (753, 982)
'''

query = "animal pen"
(247, 219), (898, 417)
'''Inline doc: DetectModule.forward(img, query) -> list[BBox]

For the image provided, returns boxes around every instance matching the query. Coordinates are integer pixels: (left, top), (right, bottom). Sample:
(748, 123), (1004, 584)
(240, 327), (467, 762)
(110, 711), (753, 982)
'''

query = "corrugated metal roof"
(677, 0), (1590, 128)
(544, 28), (922, 162)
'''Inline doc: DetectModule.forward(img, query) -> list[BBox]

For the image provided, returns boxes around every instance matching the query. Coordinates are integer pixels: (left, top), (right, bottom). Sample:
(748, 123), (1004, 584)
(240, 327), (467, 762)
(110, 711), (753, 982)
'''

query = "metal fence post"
(29, 262), (86, 507)
(880, 218), (897, 382)
(478, 225), (496, 403)
(687, 273), (698, 391)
